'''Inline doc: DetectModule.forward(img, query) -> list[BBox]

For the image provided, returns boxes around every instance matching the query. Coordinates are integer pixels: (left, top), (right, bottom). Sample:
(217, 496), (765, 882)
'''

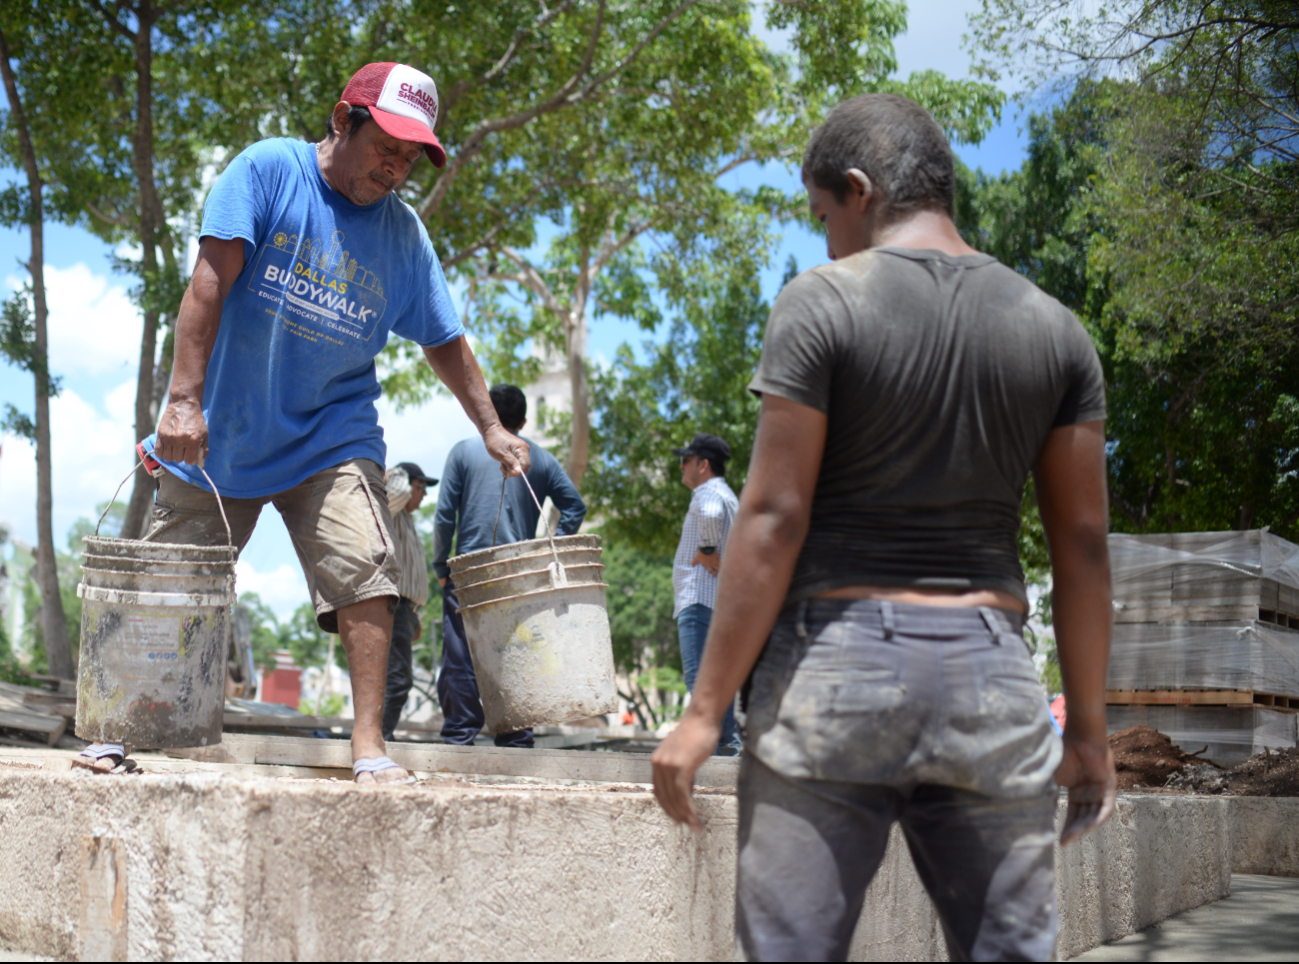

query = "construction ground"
(0, 734), (1295, 962)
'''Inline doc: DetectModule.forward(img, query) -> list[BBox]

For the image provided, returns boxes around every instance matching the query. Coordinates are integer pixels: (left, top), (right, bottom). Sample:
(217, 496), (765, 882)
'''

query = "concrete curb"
(0, 766), (1242, 962)
(1230, 796), (1299, 877)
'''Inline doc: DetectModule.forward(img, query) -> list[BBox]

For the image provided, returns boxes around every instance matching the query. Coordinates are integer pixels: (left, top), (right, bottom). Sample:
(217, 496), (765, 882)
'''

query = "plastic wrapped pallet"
(1107, 704), (1298, 767)
(1110, 529), (1299, 624)
(1108, 620), (1299, 697)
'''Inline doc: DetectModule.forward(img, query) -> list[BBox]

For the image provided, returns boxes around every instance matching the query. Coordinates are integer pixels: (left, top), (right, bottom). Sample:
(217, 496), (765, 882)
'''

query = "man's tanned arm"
(652, 395), (828, 830)
(155, 236), (246, 467)
(1034, 419), (1117, 844)
(424, 337), (530, 477)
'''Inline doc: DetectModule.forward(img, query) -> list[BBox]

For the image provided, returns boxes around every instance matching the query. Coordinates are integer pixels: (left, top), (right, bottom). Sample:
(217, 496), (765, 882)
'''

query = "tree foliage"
(601, 540), (685, 729)
(585, 253), (772, 554)
(957, 21), (1299, 539)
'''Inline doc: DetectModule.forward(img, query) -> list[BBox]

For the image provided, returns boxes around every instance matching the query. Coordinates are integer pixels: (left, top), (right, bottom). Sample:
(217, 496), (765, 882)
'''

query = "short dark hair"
(325, 104), (373, 141)
(490, 384), (527, 431)
(704, 456), (725, 477)
(801, 94), (955, 221)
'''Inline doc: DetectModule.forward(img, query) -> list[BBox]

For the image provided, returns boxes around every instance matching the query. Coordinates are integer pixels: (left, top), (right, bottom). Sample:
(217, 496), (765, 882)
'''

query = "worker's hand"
(438, 577), (447, 589)
(484, 423), (530, 478)
(1054, 733), (1117, 846)
(691, 550), (720, 577)
(651, 708), (720, 832)
(156, 398), (209, 467)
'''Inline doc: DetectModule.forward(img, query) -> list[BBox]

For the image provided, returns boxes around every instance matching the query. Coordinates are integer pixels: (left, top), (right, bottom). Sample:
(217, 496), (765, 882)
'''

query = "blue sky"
(0, 0), (1032, 620)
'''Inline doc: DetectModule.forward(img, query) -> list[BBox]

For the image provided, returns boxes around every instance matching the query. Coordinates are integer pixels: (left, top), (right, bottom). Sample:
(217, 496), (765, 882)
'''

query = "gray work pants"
(738, 598), (1061, 962)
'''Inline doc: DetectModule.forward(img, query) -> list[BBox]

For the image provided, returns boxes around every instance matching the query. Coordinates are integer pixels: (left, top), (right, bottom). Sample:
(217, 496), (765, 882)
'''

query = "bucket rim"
(449, 534), (601, 572)
(78, 583), (232, 608)
(81, 536), (237, 560)
(458, 580), (608, 614)
(80, 565), (234, 585)
(452, 561), (605, 592)
(450, 551), (602, 582)
(79, 558), (236, 577)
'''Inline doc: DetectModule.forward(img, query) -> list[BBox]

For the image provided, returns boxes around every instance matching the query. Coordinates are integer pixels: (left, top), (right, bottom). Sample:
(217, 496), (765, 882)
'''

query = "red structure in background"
(1050, 695), (1067, 731)
(260, 651), (302, 710)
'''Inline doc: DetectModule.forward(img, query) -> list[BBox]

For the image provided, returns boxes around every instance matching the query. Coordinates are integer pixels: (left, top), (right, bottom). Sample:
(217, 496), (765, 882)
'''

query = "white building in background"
(521, 340), (573, 451)
(521, 342), (575, 537)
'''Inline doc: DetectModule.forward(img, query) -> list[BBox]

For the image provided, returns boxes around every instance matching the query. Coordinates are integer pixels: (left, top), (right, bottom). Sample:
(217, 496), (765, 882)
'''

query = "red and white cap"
(340, 62), (447, 168)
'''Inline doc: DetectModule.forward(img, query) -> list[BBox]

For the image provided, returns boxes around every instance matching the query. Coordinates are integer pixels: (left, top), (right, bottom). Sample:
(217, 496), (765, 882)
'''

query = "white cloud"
(5, 263), (143, 378)
(376, 390), (477, 484)
(0, 380), (138, 551)
(235, 560), (309, 621)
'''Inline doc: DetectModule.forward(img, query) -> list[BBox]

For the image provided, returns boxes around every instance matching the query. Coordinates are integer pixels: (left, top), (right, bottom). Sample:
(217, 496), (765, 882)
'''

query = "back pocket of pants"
(826, 665), (904, 713)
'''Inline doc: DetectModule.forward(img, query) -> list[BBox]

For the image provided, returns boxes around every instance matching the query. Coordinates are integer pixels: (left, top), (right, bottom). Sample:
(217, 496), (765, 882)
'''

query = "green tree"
(967, 5), (1299, 536)
(0, 13), (73, 677)
(585, 253), (771, 554)
(602, 540), (684, 729)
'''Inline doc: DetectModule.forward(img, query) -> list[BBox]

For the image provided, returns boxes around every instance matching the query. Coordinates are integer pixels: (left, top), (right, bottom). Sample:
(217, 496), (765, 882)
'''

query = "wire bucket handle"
(489, 471), (566, 586)
(97, 458), (233, 548)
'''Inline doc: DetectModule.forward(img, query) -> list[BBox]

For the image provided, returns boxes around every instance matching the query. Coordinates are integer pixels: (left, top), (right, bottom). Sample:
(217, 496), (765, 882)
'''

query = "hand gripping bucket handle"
(96, 458), (233, 546)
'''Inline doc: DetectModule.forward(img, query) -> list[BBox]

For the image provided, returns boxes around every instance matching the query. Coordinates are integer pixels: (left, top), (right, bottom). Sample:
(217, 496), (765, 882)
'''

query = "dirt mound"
(1110, 725), (1207, 790)
(1172, 746), (1299, 796)
(1109, 725), (1299, 795)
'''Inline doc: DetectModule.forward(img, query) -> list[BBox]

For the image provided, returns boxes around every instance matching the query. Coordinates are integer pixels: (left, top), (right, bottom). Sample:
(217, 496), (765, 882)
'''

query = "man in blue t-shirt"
(75, 63), (529, 785)
(432, 385), (586, 746)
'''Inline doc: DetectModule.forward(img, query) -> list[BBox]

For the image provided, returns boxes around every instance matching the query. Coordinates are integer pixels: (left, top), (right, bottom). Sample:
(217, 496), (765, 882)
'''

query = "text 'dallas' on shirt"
(151, 138), (464, 498)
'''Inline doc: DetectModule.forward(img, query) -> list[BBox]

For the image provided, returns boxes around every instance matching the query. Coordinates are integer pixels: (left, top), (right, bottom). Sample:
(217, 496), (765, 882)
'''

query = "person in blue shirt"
(74, 63), (529, 785)
(433, 384), (587, 747)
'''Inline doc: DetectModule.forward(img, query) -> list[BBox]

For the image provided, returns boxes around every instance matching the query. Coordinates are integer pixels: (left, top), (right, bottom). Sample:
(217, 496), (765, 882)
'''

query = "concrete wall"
(0, 768), (1233, 962)
(1231, 797), (1299, 877)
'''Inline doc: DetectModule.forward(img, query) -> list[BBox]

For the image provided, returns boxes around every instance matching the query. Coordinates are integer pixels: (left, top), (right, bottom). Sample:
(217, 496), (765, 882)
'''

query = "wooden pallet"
(1107, 689), (1299, 711)
(1258, 609), (1299, 629)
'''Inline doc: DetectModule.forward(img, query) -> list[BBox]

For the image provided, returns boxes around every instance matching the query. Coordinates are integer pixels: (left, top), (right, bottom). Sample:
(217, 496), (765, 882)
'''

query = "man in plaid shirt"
(671, 433), (741, 754)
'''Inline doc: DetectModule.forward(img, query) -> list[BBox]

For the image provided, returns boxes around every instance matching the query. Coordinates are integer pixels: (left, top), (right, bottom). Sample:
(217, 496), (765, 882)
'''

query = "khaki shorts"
(143, 459), (400, 633)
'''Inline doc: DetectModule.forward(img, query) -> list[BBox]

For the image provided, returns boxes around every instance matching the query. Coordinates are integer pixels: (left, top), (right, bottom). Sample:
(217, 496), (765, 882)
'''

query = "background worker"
(74, 63), (529, 785)
(433, 385), (586, 747)
(652, 93), (1117, 960)
(381, 461), (438, 742)
(671, 433), (741, 755)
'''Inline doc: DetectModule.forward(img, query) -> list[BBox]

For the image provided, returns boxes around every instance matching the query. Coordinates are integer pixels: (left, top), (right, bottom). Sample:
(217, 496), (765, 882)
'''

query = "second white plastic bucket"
(449, 534), (618, 733)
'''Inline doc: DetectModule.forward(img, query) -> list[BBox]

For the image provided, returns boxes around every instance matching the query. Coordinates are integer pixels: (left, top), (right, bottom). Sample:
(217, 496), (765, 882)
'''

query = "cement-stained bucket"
(75, 536), (236, 747)
(449, 534), (618, 733)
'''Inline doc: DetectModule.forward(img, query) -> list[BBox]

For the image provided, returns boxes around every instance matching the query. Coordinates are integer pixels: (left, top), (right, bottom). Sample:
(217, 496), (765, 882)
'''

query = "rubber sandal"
(72, 743), (133, 773)
(352, 756), (415, 785)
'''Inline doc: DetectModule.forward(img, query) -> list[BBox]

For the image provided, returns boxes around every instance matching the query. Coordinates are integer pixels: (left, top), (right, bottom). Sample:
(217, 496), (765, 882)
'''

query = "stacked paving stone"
(1106, 529), (1299, 766)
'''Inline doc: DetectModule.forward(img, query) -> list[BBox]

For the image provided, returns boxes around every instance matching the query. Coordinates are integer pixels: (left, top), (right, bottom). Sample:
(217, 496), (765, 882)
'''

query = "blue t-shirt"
(150, 138), (464, 498)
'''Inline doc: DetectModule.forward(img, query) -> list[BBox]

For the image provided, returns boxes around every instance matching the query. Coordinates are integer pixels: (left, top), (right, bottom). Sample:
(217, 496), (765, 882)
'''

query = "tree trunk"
(564, 307), (591, 488)
(121, 0), (165, 540)
(0, 30), (74, 678)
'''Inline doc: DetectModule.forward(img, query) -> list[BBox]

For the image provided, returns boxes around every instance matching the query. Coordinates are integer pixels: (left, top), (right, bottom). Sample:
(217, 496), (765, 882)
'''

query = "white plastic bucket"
(449, 534), (618, 733)
(75, 536), (235, 747)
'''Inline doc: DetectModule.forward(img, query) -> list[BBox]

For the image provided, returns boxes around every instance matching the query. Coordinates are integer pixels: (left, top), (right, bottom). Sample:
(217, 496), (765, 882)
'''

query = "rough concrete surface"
(1229, 796), (1299, 877)
(0, 763), (1234, 962)
(1054, 795), (1231, 960)
(1071, 874), (1299, 961)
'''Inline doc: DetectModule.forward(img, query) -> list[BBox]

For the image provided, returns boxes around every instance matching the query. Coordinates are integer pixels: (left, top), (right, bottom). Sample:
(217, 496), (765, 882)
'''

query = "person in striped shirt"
(671, 433), (741, 755)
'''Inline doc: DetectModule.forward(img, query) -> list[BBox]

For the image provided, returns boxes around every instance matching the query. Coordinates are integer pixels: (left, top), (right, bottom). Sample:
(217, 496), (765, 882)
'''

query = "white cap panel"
(376, 63), (439, 131)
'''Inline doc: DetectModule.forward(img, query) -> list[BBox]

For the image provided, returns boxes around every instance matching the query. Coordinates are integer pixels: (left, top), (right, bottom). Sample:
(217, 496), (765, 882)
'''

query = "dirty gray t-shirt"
(749, 246), (1106, 606)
